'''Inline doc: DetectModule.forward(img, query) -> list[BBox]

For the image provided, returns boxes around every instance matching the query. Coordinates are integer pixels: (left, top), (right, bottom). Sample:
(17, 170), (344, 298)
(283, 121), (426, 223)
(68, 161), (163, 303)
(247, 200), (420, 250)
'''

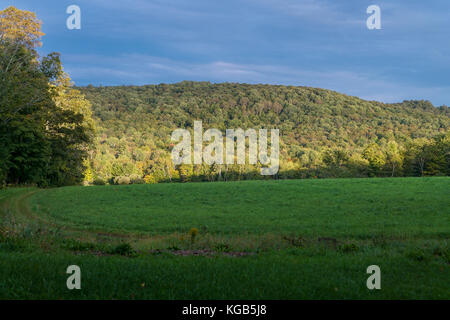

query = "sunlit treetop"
(0, 6), (45, 48)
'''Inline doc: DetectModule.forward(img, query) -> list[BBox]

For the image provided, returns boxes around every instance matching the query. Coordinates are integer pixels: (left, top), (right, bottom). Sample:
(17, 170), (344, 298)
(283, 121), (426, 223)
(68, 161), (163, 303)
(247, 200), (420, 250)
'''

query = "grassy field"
(0, 177), (449, 299)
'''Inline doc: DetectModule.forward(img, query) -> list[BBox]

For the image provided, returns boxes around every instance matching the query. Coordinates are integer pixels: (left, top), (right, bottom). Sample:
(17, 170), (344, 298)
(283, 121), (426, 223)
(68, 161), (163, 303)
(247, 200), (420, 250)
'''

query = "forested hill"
(78, 82), (450, 183)
(80, 81), (448, 149)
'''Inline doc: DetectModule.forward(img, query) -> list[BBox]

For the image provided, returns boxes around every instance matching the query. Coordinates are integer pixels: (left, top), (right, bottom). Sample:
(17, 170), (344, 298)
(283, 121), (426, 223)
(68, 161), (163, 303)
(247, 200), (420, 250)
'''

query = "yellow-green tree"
(1, 6), (94, 135)
(362, 143), (386, 176)
(0, 6), (45, 48)
(385, 141), (403, 177)
(51, 71), (96, 136)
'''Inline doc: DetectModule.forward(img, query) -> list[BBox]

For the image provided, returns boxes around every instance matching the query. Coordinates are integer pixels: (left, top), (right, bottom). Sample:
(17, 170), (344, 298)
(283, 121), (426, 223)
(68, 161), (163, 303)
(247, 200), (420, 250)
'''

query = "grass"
(1, 247), (448, 299)
(30, 177), (450, 237)
(0, 177), (449, 299)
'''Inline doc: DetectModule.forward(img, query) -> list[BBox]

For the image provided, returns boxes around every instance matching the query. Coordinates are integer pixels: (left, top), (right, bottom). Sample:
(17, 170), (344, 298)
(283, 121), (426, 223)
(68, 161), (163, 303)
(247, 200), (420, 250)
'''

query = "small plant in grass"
(338, 242), (359, 253)
(62, 239), (96, 252)
(0, 237), (26, 251)
(406, 249), (429, 262)
(371, 236), (388, 249)
(318, 237), (338, 249)
(409, 250), (425, 261)
(189, 228), (199, 244)
(109, 243), (136, 256)
(283, 235), (306, 247)
(432, 246), (450, 263)
(214, 243), (231, 253)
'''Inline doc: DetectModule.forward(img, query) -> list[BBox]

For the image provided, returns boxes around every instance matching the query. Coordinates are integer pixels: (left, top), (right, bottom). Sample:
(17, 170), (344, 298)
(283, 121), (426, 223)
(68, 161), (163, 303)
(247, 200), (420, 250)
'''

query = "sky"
(4, 0), (450, 106)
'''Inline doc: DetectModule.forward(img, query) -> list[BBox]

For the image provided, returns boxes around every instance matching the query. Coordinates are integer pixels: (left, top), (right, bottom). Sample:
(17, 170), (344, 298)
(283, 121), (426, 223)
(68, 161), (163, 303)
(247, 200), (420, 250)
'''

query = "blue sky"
(4, 0), (450, 106)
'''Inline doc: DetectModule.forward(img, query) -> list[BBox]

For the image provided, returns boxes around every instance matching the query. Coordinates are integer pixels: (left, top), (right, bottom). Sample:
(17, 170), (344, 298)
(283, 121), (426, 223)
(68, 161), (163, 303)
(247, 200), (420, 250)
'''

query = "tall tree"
(362, 143), (386, 176)
(385, 141), (403, 177)
(0, 37), (56, 184)
(0, 6), (94, 186)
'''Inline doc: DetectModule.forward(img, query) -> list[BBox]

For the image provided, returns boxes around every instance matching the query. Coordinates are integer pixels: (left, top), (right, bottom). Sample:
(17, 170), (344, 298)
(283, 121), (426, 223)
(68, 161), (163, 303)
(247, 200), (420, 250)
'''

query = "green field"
(0, 177), (449, 299)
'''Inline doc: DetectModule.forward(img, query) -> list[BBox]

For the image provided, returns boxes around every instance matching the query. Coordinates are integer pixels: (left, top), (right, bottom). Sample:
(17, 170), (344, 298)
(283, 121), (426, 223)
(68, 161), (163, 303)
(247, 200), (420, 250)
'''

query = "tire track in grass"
(1, 188), (140, 241)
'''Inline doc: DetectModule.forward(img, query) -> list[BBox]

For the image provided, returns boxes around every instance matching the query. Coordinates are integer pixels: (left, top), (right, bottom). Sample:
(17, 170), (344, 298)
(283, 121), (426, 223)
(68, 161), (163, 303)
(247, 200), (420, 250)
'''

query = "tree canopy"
(78, 82), (449, 184)
(0, 6), (94, 186)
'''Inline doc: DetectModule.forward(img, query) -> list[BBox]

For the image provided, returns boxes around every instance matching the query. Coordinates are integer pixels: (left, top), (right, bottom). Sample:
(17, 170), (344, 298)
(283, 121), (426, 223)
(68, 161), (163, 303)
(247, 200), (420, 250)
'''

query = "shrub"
(113, 176), (131, 185)
(144, 174), (157, 184)
(93, 178), (106, 185)
(109, 243), (136, 256)
(129, 174), (144, 184)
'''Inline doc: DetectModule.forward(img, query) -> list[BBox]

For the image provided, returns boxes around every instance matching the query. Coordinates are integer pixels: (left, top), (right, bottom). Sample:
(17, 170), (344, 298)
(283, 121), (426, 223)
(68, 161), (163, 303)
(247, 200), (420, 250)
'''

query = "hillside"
(78, 82), (450, 183)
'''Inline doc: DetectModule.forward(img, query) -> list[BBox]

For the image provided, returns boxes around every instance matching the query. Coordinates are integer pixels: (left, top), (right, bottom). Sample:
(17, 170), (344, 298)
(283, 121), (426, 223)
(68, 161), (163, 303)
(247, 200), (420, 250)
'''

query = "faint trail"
(0, 189), (40, 219)
(11, 190), (40, 219)
(0, 188), (149, 240)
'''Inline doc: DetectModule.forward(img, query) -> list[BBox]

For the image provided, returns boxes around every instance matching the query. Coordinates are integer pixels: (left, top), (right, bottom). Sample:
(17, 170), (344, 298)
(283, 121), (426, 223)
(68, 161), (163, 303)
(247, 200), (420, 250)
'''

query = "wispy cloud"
(6, 0), (449, 106)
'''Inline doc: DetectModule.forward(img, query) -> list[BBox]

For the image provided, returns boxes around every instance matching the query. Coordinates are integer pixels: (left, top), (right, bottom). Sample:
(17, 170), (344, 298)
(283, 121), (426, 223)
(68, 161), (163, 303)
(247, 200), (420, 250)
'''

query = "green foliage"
(362, 143), (386, 176)
(0, 7), (94, 187)
(322, 149), (349, 168)
(385, 141), (403, 177)
(402, 134), (450, 177)
(78, 82), (449, 183)
(214, 243), (231, 253)
(0, 41), (93, 186)
(108, 242), (136, 256)
(92, 177), (106, 185)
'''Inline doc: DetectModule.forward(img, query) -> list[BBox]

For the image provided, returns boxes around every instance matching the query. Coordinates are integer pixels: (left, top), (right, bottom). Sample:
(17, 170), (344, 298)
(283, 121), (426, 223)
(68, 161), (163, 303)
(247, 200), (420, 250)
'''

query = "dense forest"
(79, 82), (450, 185)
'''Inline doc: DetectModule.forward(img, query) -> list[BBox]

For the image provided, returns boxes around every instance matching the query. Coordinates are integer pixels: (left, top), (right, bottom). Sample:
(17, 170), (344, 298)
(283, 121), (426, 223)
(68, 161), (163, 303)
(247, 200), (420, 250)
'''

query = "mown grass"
(0, 177), (449, 299)
(31, 177), (449, 238)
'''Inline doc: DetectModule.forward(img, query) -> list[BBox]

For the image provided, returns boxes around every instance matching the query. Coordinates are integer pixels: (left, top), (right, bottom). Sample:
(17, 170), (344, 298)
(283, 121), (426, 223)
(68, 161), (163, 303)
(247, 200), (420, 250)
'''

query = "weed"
(406, 249), (429, 262)
(189, 228), (199, 244)
(283, 235), (306, 247)
(338, 242), (359, 253)
(214, 243), (231, 253)
(109, 243), (136, 256)
(62, 239), (96, 252)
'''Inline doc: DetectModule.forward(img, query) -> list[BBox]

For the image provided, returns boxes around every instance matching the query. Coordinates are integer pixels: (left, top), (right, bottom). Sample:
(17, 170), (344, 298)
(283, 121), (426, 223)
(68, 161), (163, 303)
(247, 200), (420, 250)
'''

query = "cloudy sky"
(4, 0), (450, 106)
